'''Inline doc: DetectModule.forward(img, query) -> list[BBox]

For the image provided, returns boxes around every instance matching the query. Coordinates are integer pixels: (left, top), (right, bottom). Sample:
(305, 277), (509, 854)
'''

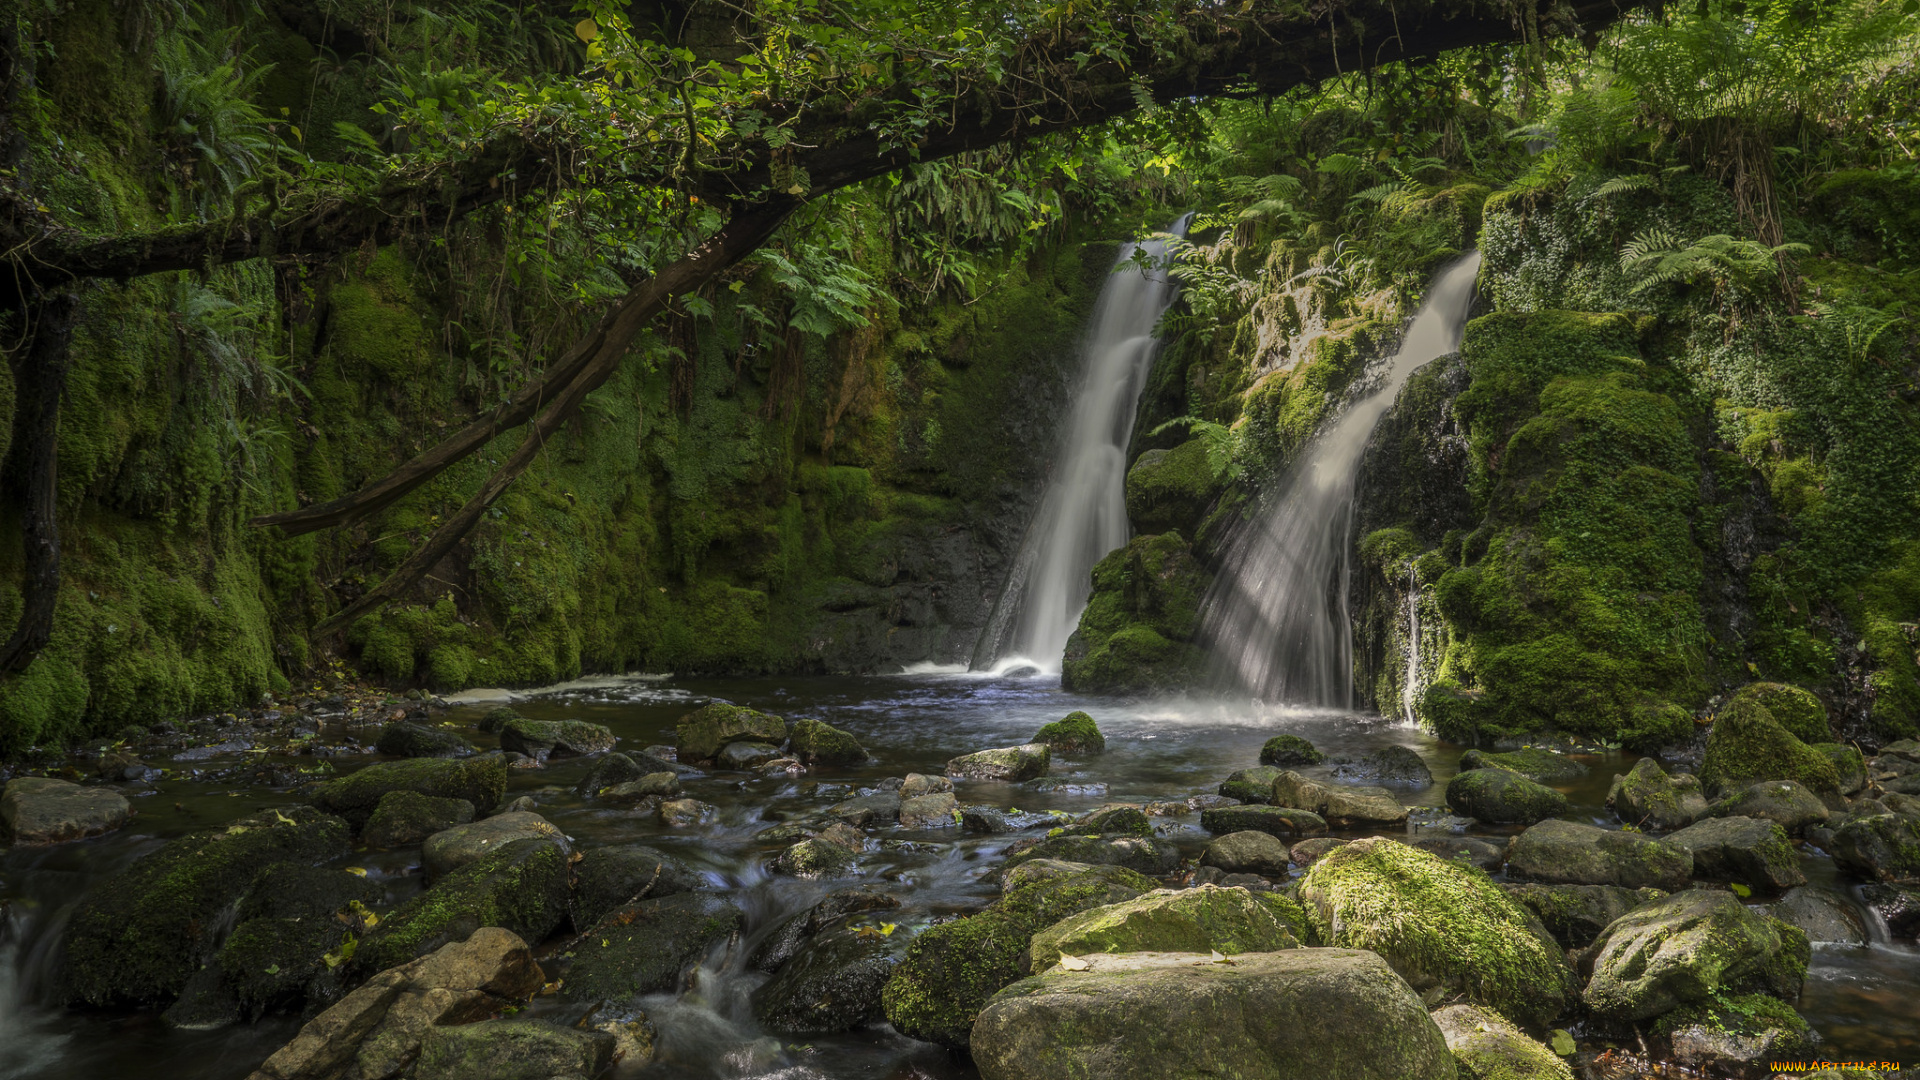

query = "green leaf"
(1729, 882), (1752, 898)
(1550, 1030), (1575, 1056)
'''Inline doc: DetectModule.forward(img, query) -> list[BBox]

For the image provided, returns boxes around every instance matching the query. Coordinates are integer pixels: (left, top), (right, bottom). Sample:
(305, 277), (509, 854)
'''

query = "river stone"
(751, 886), (902, 972)
(999, 860), (1152, 894)
(1459, 747), (1589, 784)
(1606, 758), (1708, 832)
(1659, 815), (1805, 892)
(1200, 804), (1328, 839)
(775, 836), (860, 878)
(880, 866), (1152, 1048)
(569, 845), (702, 932)
(218, 864), (384, 1019)
(1298, 838), (1572, 1029)
(363, 790), (476, 848)
(1767, 885), (1868, 945)
(1323, 787), (1409, 827)
(1662, 992), (1815, 1069)
(947, 744), (1051, 782)
(900, 773), (953, 799)
(1259, 735), (1324, 767)
(575, 751), (688, 797)
(61, 805), (349, 1009)
(1201, 831), (1294, 877)
(1830, 812), (1920, 882)
(1003, 834), (1180, 876)
(1408, 836), (1506, 873)
(1728, 681), (1831, 743)
(414, 1018), (614, 1080)
(357, 837), (571, 973)
(1269, 770), (1332, 813)
(498, 717), (615, 760)
(561, 891), (746, 1004)
(1218, 766), (1284, 804)
(658, 798), (717, 826)
(1431, 1003), (1574, 1080)
(1447, 768), (1570, 825)
(374, 721), (472, 759)
(1027, 885), (1305, 973)
(829, 792), (901, 827)
(1582, 889), (1810, 1020)
(787, 718), (866, 765)
(1290, 837), (1347, 867)
(2, 776), (131, 845)
(1699, 695), (1840, 798)
(1707, 779), (1830, 835)
(675, 703), (787, 761)
(1065, 804), (1152, 837)
(422, 812), (569, 881)
(602, 772), (680, 802)
(898, 791), (959, 829)
(1499, 883), (1667, 948)
(1859, 883), (1920, 938)
(711, 741), (777, 769)
(751, 920), (907, 1034)
(1330, 745), (1432, 786)
(1032, 711), (1105, 755)
(308, 757), (506, 829)
(961, 805), (1016, 833)
(1507, 819), (1693, 891)
(970, 949), (1457, 1080)
(1817, 742), (1868, 795)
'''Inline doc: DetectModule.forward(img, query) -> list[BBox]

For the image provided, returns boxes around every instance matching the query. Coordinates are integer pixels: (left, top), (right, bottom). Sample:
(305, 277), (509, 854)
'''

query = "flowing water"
(971, 218), (1191, 675)
(1202, 252), (1483, 706)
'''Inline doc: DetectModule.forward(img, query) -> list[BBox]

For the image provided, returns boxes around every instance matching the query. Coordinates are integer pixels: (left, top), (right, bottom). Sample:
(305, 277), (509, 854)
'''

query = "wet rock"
(1431, 1003), (1573, 1080)
(775, 837), (860, 878)
(560, 892), (746, 1005)
(308, 758), (507, 830)
(414, 1019), (615, 1080)
(602, 773), (680, 802)
(1830, 811), (1920, 882)
(1767, 885), (1868, 945)
(1185, 793), (1240, 812)
(751, 921), (907, 1034)
(1817, 742), (1868, 795)
(1002, 834), (1180, 877)
(1408, 836), (1506, 873)
(1699, 695), (1841, 798)
(2, 776), (131, 845)
(785, 718), (866, 765)
(1582, 889), (1809, 1020)
(218, 864), (382, 1018)
(1289, 837), (1347, 867)
(422, 812), (569, 881)
(1028, 778), (1107, 796)
(1269, 770), (1332, 813)
(245, 927), (545, 1080)
(61, 805), (349, 1009)
(1659, 815), (1805, 892)
(1447, 768), (1570, 825)
(1330, 745), (1432, 786)
(357, 837), (571, 973)
(970, 949), (1457, 1080)
(498, 718), (616, 760)
(363, 791), (476, 848)
(960, 805), (1015, 834)
(1217, 766), (1283, 804)
(1859, 883), (1920, 939)
(374, 722), (473, 759)
(569, 845), (702, 931)
(1606, 758), (1709, 832)
(674, 704), (786, 761)
(1031, 710), (1105, 755)
(1259, 734), (1324, 767)
(828, 792), (901, 827)
(750, 886), (901, 972)
(657, 799), (717, 827)
(1064, 804), (1152, 837)
(1663, 992), (1815, 1070)
(946, 744), (1051, 782)
(1459, 747), (1589, 784)
(498, 796), (537, 815)
(1200, 804), (1328, 839)
(1200, 831), (1294, 877)
(897, 791), (958, 829)
(574, 752), (687, 798)
(1507, 819), (1693, 891)
(1706, 779), (1830, 835)
(899, 773), (953, 799)
(1001, 860), (1154, 893)
(1027, 884), (1305, 972)
(1322, 787), (1409, 827)
(713, 741), (778, 769)
(1500, 884), (1667, 948)
(1299, 838), (1573, 1029)
(477, 707), (525, 734)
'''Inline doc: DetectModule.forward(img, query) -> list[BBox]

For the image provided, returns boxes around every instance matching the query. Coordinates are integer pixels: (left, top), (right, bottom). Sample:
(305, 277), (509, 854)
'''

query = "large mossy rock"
(787, 718), (866, 765)
(750, 920), (907, 1034)
(1218, 765), (1285, 804)
(1200, 804), (1328, 839)
(1706, 780), (1830, 836)
(568, 845), (703, 931)
(1432, 1003), (1575, 1080)
(1507, 819), (1693, 891)
(422, 812), (569, 881)
(560, 891), (746, 1005)
(1031, 711), (1105, 755)
(1297, 837), (1574, 1028)
(1698, 696), (1840, 798)
(1002, 834), (1180, 877)
(308, 758), (507, 829)
(970, 949), (1457, 1080)
(1606, 758), (1709, 831)
(947, 744), (1051, 782)
(1446, 768), (1570, 825)
(1726, 682), (1830, 744)
(1659, 816), (1805, 892)
(1200, 831), (1295, 877)
(363, 790), (477, 848)
(1259, 735), (1324, 767)
(1125, 437), (1219, 534)
(1657, 992), (1816, 1071)
(218, 864), (381, 1018)
(375, 721), (473, 759)
(1459, 747), (1589, 784)
(1830, 812), (1920, 883)
(1, 776), (131, 844)
(497, 717), (615, 759)
(674, 703), (787, 761)
(879, 866), (1152, 1048)
(1027, 885), (1307, 973)
(1583, 889), (1809, 1020)
(414, 1019), (616, 1080)
(1500, 883), (1667, 948)
(1060, 532), (1208, 694)
(60, 805), (349, 1008)
(357, 837), (570, 973)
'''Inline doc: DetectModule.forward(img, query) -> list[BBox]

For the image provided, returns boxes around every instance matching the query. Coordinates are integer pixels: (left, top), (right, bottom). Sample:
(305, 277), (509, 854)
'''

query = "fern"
(1148, 416), (1242, 481)
(1619, 229), (1809, 298)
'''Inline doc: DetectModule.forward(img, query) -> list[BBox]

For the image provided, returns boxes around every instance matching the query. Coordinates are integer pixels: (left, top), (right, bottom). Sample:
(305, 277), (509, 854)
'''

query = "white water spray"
(1203, 251), (1481, 705)
(973, 218), (1190, 673)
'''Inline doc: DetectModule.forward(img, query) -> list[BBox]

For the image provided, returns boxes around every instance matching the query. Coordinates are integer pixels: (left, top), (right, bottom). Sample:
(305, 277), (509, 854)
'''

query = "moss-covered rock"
(1297, 838), (1575, 1028)
(1659, 816), (1805, 892)
(1200, 831), (1295, 877)
(1002, 834), (1180, 877)
(1727, 682), (1830, 744)
(375, 721), (473, 759)
(60, 806), (350, 1008)
(414, 1018), (616, 1080)
(363, 790), (477, 848)
(1458, 747), (1588, 784)
(575, 751), (684, 796)
(1060, 532), (1209, 694)
(1031, 711), (1105, 755)
(1027, 885), (1305, 972)
(1125, 438), (1220, 534)
(1830, 812), (1920, 882)
(1582, 889), (1810, 1020)
(1814, 742), (1868, 795)
(357, 837), (571, 973)
(1658, 992), (1816, 1070)
(1699, 696), (1840, 798)
(1606, 758), (1708, 832)
(751, 920), (908, 1034)
(421, 812), (569, 881)
(1507, 819), (1693, 891)
(569, 845), (703, 931)
(497, 717), (615, 759)
(559, 891), (746, 1005)
(787, 718), (867, 764)
(1062, 804), (1152, 838)
(216, 864), (381, 1018)
(1200, 804), (1329, 839)
(1707, 780), (1830, 836)
(1259, 735), (1325, 767)
(1217, 765), (1284, 804)
(674, 704), (786, 761)
(1432, 1003), (1574, 1080)
(1269, 770), (1333, 813)
(946, 743), (1050, 782)
(308, 757), (507, 829)
(1499, 883), (1667, 948)
(1446, 768), (1570, 825)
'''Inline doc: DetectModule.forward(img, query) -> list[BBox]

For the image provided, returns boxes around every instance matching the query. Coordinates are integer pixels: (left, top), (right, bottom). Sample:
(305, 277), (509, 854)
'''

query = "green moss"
(308, 757), (507, 828)
(1125, 438), (1219, 534)
(356, 837), (570, 973)
(1698, 696), (1841, 798)
(1727, 683), (1830, 744)
(1031, 711), (1105, 755)
(1260, 734), (1325, 766)
(1061, 532), (1209, 693)
(1026, 885), (1302, 973)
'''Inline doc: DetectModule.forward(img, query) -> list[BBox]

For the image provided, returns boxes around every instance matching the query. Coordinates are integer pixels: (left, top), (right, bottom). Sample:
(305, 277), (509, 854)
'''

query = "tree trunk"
(0, 292), (77, 672)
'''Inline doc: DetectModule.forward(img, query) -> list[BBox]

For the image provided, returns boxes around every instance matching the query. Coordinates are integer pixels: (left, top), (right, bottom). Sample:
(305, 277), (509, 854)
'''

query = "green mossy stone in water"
(1499, 883), (1667, 948)
(59, 806), (350, 1008)
(1200, 831), (1294, 878)
(375, 721), (473, 759)
(1060, 533), (1209, 694)
(308, 757), (508, 829)
(1706, 781), (1830, 836)
(477, 707), (525, 734)
(1582, 889), (1809, 1021)
(1298, 837), (1576, 1029)
(1813, 742), (1867, 795)
(498, 717), (615, 759)
(1659, 816), (1806, 892)
(1259, 735), (1325, 767)
(946, 744), (1051, 782)
(1606, 758), (1708, 832)
(1459, 747), (1589, 784)
(1507, 819), (1694, 891)
(1726, 682), (1830, 745)
(1063, 805), (1152, 838)
(356, 836), (570, 973)
(1002, 835), (1180, 877)
(751, 922), (907, 1035)
(1026, 884), (1304, 973)
(788, 718), (867, 765)
(569, 845), (703, 932)
(1031, 711), (1104, 755)
(1269, 770), (1333, 813)
(1656, 992), (1816, 1069)
(675, 704), (787, 761)
(1447, 768), (1571, 825)
(363, 790), (477, 848)
(1322, 787), (1410, 827)
(1699, 697), (1840, 798)
(218, 914), (348, 1019)
(560, 891), (746, 1005)
(1200, 804), (1329, 839)
(414, 1018), (616, 1080)
(1432, 1002), (1575, 1080)
(1218, 766), (1284, 804)
(1000, 860), (1156, 894)
(1830, 813), (1920, 883)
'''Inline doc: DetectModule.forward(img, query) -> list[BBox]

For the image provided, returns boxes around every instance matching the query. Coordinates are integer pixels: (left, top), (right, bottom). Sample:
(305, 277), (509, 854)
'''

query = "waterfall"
(972, 217), (1191, 673)
(1203, 251), (1482, 706)
(1402, 563), (1421, 724)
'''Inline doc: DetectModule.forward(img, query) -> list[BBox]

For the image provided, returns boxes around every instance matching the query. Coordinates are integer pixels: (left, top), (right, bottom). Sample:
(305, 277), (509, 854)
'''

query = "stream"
(3, 671), (1916, 1079)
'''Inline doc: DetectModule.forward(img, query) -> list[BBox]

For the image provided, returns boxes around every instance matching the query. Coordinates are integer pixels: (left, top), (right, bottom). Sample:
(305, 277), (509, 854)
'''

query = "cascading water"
(971, 216), (1190, 673)
(1203, 251), (1482, 706)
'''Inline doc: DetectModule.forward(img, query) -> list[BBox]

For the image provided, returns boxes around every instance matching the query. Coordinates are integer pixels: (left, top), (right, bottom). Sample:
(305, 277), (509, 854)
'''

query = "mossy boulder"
(1582, 889), (1810, 1020)
(1707, 780), (1829, 836)
(575, 751), (686, 797)
(559, 891), (746, 1005)
(1699, 696), (1840, 798)
(1200, 831), (1295, 877)
(751, 921), (909, 1034)
(1659, 816), (1805, 892)
(1657, 992), (1816, 1070)
(776, 837), (862, 878)
(1507, 819), (1693, 891)
(1432, 1003), (1574, 1080)
(216, 863), (381, 1018)
(414, 1018), (616, 1080)
(1060, 533), (1209, 694)
(363, 790), (477, 848)
(1606, 758), (1708, 831)
(787, 718), (867, 765)
(375, 721), (473, 759)
(1447, 768), (1570, 825)
(477, 707), (526, 734)
(1027, 885), (1305, 973)
(357, 837), (570, 973)
(1298, 838), (1575, 1028)
(422, 812), (569, 881)
(1270, 770), (1333, 813)
(1259, 735), (1325, 767)
(569, 845), (703, 931)
(497, 717), (615, 759)
(1330, 745), (1433, 786)
(60, 805), (350, 1008)
(1125, 437), (1219, 534)
(879, 866), (1152, 1048)
(1217, 765), (1285, 804)
(1814, 741), (1867, 795)
(1031, 711), (1105, 755)
(1002, 834), (1180, 877)
(1727, 682), (1830, 744)
(308, 757), (507, 829)
(674, 703), (787, 761)
(1062, 804), (1152, 838)
(1200, 804), (1329, 839)
(1830, 812), (1920, 882)
(1459, 747), (1588, 784)
(1500, 883), (1667, 948)
(947, 744), (1050, 782)
(1322, 787), (1410, 827)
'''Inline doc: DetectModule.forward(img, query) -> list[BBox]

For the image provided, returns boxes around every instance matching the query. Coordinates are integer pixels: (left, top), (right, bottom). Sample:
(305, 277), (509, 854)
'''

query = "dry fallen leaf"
(1058, 953), (1090, 971)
